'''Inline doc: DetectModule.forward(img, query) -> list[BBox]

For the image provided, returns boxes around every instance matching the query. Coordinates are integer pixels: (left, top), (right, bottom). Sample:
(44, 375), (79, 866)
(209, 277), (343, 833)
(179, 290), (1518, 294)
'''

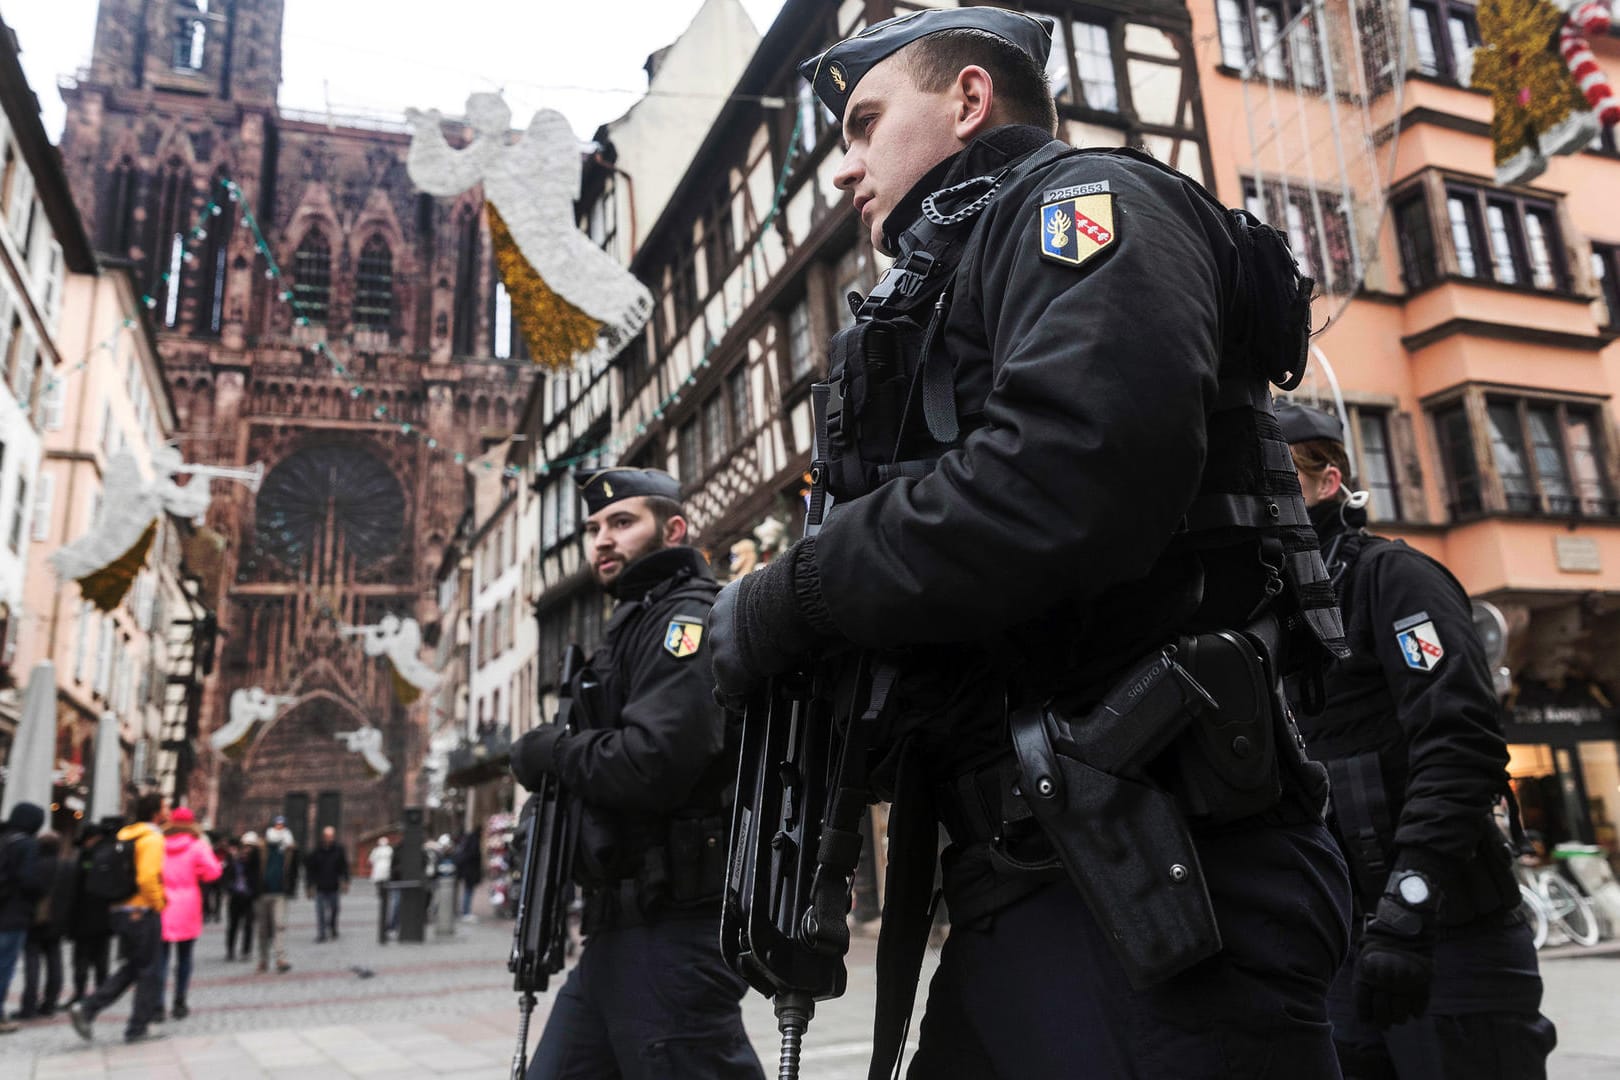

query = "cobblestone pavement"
(5, 889), (1617, 1077)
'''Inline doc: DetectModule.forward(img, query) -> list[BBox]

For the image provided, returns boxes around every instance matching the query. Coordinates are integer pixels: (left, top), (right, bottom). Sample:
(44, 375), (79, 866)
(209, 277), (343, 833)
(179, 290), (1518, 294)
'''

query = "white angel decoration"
(210, 687), (297, 757)
(404, 92), (652, 370)
(335, 726), (392, 777)
(341, 613), (442, 704)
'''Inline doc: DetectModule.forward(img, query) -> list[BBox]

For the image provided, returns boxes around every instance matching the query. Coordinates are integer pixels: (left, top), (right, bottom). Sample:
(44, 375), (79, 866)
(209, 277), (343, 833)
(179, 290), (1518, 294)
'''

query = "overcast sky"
(8, 0), (789, 144)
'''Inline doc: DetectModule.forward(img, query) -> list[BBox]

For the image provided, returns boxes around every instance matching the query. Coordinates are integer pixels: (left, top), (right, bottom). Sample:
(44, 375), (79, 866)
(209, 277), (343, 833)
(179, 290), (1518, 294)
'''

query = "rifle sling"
(869, 738), (938, 1080)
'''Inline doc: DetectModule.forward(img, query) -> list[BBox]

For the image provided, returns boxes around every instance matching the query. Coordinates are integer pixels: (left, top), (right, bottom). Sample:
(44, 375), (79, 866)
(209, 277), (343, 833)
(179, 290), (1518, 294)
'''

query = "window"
(706, 198), (736, 287)
(1436, 395), (1615, 519)
(727, 365), (753, 443)
(1446, 185), (1566, 291)
(292, 232), (331, 323)
(1074, 22), (1119, 111)
(620, 334), (649, 392)
(354, 236), (393, 331)
(1433, 402), (1482, 516)
(8, 475), (26, 553)
(672, 258), (699, 327)
(453, 208), (481, 355)
(701, 393), (727, 468)
(786, 299), (814, 382)
(1217, 0), (1321, 84)
(32, 471), (52, 542)
(198, 177), (232, 334)
(1243, 178), (1354, 292)
(1357, 411), (1400, 521)
(1394, 191), (1439, 290)
(1593, 243), (1620, 326)
(493, 282), (513, 359)
(172, 14), (206, 71)
(677, 419), (700, 483)
(1408, 0), (1479, 83)
(163, 232), (184, 327)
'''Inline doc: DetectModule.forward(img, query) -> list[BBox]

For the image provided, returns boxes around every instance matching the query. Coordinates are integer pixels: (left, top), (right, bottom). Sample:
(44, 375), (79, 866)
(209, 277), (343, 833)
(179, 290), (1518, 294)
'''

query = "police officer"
(510, 468), (763, 1079)
(710, 8), (1354, 1077)
(1279, 402), (1556, 1077)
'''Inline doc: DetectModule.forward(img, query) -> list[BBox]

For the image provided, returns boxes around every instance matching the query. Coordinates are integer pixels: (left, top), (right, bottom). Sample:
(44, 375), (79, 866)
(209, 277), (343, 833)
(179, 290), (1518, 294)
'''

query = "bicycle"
(1516, 858), (1601, 948)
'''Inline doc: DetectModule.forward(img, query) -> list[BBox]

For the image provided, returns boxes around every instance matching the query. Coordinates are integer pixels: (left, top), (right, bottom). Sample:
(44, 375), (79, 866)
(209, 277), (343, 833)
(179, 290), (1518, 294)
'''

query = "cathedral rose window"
(255, 445), (404, 569)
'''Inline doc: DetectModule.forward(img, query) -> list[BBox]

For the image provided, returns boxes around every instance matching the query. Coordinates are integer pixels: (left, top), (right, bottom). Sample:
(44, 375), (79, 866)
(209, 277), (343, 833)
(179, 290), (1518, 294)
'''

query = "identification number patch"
(1038, 192), (1117, 269)
(1393, 612), (1444, 673)
(664, 617), (705, 659)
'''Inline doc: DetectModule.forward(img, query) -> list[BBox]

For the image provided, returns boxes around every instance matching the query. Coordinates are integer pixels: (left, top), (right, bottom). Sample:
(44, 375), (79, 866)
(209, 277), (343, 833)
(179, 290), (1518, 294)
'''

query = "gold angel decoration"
(334, 726), (392, 777)
(405, 93), (653, 370)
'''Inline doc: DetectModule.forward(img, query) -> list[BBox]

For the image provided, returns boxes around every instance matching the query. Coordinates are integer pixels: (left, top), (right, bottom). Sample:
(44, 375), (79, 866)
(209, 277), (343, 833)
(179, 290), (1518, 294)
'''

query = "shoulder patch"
(1038, 191), (1116, 269)
(1393, 612), (1444, 673)
(664, 616), (704, 659)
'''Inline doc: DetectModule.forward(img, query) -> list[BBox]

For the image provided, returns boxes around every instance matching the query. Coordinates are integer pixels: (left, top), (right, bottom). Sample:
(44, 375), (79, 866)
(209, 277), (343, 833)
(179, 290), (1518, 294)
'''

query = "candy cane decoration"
(1562, 0), (1620, 128)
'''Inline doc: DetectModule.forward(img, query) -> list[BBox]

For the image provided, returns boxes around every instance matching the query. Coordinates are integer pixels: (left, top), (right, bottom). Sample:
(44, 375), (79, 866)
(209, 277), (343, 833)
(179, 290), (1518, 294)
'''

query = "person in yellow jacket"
(68, 792), (168, 1044)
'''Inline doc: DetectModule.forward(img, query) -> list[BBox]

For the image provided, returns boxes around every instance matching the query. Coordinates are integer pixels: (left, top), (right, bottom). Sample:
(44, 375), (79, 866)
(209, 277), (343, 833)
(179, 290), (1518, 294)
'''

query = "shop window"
(1408, 0), (1479, 83)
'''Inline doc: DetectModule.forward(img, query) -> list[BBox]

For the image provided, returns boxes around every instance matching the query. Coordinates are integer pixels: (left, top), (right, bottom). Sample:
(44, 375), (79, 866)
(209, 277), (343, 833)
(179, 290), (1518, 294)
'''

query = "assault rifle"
(508, 643), (585, 1080)
(722, 420), (876, 1080)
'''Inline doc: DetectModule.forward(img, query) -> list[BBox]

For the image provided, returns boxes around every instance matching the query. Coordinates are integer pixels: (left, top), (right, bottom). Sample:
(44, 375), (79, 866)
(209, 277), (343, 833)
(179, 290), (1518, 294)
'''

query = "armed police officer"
(710, 8), (1355, 1077)
(1279, 402), (1556, 1077)
(509, 468), (763, 1080)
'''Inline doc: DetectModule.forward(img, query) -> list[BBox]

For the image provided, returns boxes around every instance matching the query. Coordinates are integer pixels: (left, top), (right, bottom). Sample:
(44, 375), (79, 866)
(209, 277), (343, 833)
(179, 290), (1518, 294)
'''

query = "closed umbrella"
(1, 660), (57, 819)
(88, 710), (123, 822)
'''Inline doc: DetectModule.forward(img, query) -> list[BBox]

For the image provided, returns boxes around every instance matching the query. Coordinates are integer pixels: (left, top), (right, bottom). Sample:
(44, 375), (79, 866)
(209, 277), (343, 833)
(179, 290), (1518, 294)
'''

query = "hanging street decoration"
(50, 448), (257, 611)
(210, 687), (298, 758)
(340, 614), (442, 704)
(1473, 0), (1618, 183)
(404, 93), (653, 369)
(334, 726), (393, 777)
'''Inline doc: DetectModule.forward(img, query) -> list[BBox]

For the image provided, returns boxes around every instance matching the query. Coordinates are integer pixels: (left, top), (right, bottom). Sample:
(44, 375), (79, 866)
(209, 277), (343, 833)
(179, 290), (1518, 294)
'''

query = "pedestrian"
(201, 832), (225, 925)
(69, 791), (168, 1044)
(157, 807), (221, 1021)
(304, 826), (349, 942)
(1280, 401), (1558, 1075)
(453, 828), (482, 921)
(368, 836), (395, 932)
(509, 469), (763, 1079)
(66, 824), (113, 1004)
(18, 830), (72, 1020)
(709, 10), (1356, 1075)
(254, 816), (299, 973)
(0, 801), (46, 1034)
(223, 833), (262, 961)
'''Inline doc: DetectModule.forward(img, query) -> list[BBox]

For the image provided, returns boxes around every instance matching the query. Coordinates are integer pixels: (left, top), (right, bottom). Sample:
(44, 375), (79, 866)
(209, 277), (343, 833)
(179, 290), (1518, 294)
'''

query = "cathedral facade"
(57, 0), (533, 845)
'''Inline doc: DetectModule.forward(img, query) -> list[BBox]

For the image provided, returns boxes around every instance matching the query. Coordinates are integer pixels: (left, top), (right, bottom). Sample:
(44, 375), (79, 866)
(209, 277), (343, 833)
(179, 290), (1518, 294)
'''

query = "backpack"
(82, 833), (139, 902)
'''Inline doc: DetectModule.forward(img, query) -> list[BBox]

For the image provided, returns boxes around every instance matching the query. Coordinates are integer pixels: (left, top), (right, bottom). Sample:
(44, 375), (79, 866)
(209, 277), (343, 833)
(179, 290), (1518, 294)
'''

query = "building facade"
(55, 0), (534, 848)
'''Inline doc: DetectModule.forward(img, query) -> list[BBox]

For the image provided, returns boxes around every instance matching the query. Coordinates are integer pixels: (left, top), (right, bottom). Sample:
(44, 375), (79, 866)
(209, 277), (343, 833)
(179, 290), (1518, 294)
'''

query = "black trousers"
(20, 928), (63, 1015)
(86, 908), (163, 1038)
(72, 934), (110, 1000)
(226, 894), (255, 956)
(908, 820), (1353, 1079)
(526, 914), (765, 1080)
(1328, 916), (1557, 1079)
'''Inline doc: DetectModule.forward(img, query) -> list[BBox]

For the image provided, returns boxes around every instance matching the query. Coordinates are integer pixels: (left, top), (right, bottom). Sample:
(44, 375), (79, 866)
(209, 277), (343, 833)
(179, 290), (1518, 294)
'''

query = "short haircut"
(133, 791), (164, 823)
(1291, 438), (1356, 496)
(899, 28), (1059, 135)
(643, 495), (686, 533)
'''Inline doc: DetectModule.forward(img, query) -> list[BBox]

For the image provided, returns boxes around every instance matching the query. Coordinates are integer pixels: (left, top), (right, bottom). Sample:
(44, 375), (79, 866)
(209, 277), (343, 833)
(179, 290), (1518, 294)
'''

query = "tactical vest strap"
(1323, 751), (1393, 902)
(1181, 492), (1311, 532)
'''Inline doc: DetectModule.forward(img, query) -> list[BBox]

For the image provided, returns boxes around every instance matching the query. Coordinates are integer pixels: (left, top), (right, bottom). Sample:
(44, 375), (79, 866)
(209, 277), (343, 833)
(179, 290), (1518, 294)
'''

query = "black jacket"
(800, 129), (1249, 774)
(0, 803), (45, 932)
(67, 843), (111, 939)
(305, 843), (350, 893)
(30, 849), (74, 936)
(223, 848), (263, 901)
(514, 546), (734, 884)
(1289, 501), (1518, 922)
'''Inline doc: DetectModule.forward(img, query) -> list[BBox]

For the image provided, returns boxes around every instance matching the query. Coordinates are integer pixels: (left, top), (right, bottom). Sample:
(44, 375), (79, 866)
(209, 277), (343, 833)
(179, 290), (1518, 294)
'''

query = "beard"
(593, 530), (668, 588)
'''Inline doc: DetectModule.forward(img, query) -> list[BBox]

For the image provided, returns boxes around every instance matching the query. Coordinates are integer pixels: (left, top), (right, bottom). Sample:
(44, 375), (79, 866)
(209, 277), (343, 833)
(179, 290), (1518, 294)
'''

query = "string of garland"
(40, 105), (808, 481)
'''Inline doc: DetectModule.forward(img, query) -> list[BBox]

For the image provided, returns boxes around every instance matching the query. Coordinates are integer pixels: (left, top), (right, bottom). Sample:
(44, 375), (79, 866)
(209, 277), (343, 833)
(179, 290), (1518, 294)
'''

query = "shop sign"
(1510, 704), (1610, 726)
(1554, 536), (1601, 574)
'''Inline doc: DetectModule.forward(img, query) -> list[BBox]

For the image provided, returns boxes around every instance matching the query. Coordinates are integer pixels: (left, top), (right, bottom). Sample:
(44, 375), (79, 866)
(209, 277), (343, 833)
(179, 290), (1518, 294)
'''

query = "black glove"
(510, 725), (566, 788)
(1354, 856), (1443, 1029)
(709, 540), (832, 710)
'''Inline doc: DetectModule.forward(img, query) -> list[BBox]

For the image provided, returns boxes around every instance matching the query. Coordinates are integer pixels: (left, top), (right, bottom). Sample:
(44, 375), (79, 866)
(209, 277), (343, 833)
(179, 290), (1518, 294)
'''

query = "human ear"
(953, 65), (996, 140)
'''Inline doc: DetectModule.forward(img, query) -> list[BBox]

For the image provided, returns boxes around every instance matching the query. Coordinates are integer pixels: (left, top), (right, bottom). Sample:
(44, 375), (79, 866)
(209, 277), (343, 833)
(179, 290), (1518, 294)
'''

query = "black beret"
(1275, 400), (1345, 445)
(576, 467), (681, 516)
(798, 8), (1055, 123)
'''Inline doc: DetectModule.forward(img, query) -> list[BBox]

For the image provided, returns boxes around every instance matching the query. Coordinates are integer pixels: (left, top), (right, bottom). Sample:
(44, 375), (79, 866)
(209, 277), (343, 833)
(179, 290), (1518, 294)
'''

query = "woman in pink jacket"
(158, 807), (221, 1021)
